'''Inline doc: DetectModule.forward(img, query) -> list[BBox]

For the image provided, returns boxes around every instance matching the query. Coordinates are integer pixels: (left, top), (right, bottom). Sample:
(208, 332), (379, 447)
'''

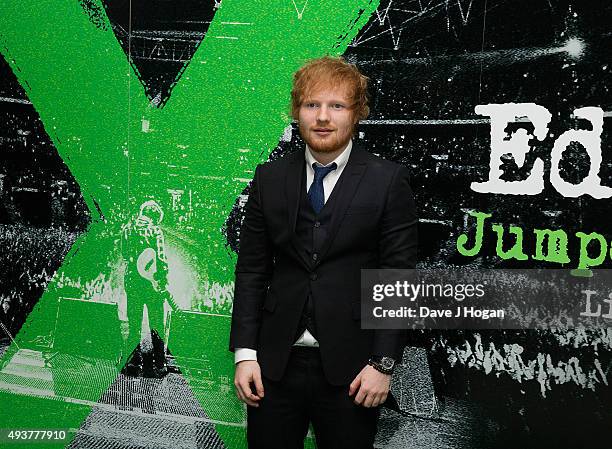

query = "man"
(230, 56), (417, 448)
(121, 200), (176, 375)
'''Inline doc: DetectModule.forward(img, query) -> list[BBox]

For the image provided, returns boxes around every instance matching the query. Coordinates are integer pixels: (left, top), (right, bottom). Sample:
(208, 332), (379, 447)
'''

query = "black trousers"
(247, 347), (379, 449)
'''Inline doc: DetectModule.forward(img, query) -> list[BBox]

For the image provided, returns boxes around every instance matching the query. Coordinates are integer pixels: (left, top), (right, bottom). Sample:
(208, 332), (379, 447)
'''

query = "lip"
(313, 128), (334, 134)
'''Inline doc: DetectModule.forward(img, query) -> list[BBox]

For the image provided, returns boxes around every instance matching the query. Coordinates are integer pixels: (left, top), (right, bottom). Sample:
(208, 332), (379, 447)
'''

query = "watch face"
(381, 357), (395, 370)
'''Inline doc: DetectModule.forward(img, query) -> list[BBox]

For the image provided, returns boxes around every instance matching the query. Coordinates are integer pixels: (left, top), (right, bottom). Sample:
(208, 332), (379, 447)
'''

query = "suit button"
(314, 221), (321, 228)
(310, 273), (318, 281)
(312, 253), (318, 261)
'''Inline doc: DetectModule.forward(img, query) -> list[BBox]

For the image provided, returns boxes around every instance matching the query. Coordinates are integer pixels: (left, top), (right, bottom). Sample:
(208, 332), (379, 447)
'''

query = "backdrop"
(0, 1), (610, 448)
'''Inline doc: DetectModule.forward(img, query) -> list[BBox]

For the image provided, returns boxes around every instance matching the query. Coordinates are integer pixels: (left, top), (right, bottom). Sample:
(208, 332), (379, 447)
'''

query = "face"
(298, 83), (357, 155)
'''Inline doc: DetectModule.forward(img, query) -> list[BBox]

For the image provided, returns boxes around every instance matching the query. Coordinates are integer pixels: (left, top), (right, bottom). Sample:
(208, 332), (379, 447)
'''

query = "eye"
(304, 102), (318, 108)
(332, 103), (346, 109)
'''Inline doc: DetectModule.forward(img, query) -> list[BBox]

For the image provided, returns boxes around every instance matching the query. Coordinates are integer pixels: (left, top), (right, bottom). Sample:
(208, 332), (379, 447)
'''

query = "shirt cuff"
(235, 348), (258, 364)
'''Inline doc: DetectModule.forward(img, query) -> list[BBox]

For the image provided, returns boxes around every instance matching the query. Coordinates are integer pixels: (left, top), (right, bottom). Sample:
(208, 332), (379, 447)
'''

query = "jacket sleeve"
(229, 164), (274, 351)
(371, 164), (418, 360)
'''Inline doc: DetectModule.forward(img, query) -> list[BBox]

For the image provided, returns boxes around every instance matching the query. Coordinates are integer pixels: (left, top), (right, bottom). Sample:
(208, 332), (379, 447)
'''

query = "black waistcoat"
(293, 174), (341, 340)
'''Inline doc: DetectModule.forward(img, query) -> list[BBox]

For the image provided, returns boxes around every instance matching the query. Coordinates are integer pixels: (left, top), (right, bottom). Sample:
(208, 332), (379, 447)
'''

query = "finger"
(363, 392), (375, 408)
(370, 393), (380, 408)
(253, 370), (265, 398)
(246, 389), (261, 401)
(240, 380), (261, 402)
(372, 393), (385, 408)
(235, 382), (247, 402)
(235, 387), (244, 402)
(353, 387), (366, 405)
(349, 376), (361, 396)
(235, 385), (256, 406)
(238, 384), (259, 407)
(241, 382), (260, 402)
(244, 397), (259, 407)
(234, 380), (245, 401)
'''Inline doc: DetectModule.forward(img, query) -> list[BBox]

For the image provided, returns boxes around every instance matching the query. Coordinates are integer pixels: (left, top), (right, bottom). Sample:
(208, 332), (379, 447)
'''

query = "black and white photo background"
(1, 1), (610, 448)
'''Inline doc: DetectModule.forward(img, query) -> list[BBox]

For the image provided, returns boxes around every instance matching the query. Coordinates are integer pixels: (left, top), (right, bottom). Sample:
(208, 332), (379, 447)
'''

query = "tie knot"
(312, 162), (337, 181)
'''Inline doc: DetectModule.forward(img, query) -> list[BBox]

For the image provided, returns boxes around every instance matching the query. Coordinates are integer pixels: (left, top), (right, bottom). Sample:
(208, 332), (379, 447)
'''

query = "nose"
(316, 105), (330, 122)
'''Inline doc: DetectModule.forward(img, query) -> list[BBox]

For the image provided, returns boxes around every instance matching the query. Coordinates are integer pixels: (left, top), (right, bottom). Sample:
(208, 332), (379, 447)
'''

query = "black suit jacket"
(230, 145), (417, 385)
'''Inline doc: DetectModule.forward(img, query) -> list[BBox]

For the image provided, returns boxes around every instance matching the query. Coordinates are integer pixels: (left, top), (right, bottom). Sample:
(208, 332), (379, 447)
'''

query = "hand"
(349, 365), (391, 408)
(234, 360), (265, 407)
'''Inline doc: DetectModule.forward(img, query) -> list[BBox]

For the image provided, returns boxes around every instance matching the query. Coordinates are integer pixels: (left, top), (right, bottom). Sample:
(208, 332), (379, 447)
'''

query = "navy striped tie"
(308, 162), (337, 214)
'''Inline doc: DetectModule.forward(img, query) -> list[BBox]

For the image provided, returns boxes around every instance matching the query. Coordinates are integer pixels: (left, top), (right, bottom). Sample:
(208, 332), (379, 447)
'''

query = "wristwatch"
(367, 356), (395, 375)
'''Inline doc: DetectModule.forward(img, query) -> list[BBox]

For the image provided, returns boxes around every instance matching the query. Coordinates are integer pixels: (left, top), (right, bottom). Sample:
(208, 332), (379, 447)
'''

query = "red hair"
(290, 56), (370, 121)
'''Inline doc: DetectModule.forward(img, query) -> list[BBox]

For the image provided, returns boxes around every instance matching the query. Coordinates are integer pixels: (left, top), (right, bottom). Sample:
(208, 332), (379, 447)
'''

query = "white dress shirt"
(235, 140), (353, 364)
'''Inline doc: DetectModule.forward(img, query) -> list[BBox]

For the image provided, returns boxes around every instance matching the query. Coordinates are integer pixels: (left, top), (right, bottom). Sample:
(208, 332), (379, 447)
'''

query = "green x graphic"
(0, 0), (378, 447)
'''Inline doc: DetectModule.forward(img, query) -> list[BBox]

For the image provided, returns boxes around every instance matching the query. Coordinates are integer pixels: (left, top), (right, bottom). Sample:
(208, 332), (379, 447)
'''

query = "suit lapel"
(285, 150), (311, 269)
(285, 150), (303, 233)
(317, 146), (368, 262)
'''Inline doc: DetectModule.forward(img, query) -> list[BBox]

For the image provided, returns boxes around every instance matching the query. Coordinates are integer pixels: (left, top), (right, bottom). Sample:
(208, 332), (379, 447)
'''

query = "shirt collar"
(305, 139), (352, 171)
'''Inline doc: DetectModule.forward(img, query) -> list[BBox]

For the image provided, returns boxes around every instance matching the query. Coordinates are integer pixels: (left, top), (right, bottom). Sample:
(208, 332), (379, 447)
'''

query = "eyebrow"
(302, 98), (350, 104)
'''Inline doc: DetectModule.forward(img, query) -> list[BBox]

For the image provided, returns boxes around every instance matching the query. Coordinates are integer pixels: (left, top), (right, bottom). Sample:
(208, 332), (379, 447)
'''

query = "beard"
(299, 124), (354, 154)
